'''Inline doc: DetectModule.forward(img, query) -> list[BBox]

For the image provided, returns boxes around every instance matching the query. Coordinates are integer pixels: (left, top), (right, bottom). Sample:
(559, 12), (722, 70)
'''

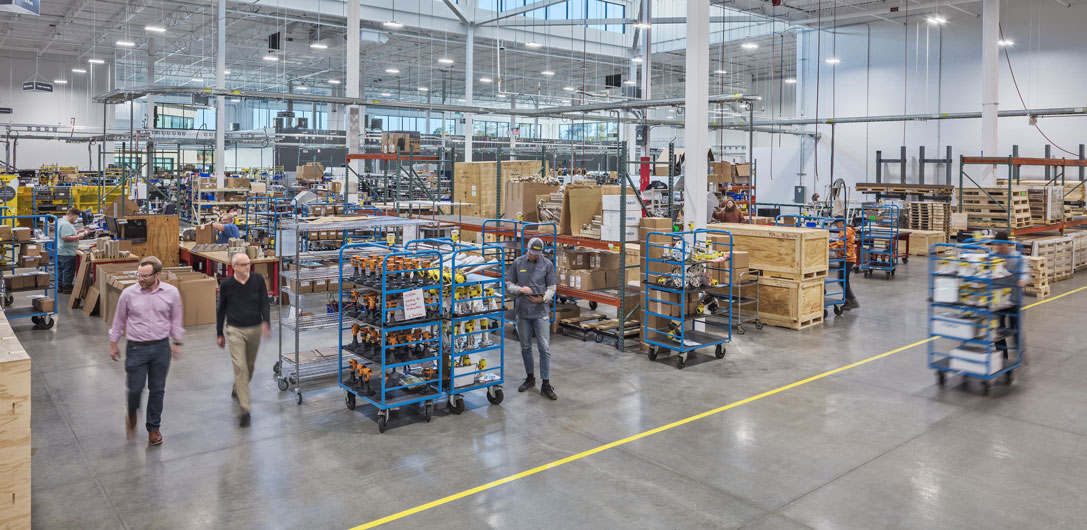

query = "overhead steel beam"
(442, 0), (471, 25)
(749, 107), (1087, 126)
(475, 0), (569, 25)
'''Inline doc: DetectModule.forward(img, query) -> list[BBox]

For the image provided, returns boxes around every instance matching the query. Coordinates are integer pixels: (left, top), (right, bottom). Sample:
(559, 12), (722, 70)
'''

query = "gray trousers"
(518, 316), (551, 380)
(125, 338), (171, 432)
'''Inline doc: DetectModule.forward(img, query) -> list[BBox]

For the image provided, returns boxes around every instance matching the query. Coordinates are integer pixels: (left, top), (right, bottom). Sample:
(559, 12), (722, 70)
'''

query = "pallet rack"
(243, 196), (297, 251)
(643, 228), (733, 369)
(928, 239), (1024, 395)
(959, 155), (1087, 236)
(0, 215), (58, 330)
(273, 216), (433, 404)
(860, 204), (901, 280)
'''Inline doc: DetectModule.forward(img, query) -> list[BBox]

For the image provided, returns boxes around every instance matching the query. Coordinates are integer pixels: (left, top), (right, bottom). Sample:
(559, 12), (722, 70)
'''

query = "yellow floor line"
(350, 285), (1082, 530)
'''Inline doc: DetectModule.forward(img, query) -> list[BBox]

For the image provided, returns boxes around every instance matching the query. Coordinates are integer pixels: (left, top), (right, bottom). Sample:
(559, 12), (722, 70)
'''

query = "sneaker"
(844, 299), (860, 310)
(148, 430), (163, 446)
(518, 376), (536, 392)
(239, 412), (251, 428)
(541, 382), (558, 401)
(125, 412), (137, 441)
(231, 389), (238, 400)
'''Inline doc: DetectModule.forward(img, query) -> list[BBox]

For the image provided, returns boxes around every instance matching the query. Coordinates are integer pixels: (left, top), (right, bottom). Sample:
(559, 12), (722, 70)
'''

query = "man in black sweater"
(216, 252), (271, 427)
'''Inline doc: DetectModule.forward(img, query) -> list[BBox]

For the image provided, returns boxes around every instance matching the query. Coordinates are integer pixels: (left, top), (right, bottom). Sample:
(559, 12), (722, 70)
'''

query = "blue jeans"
(58, 255), (77, 288)
(125, 338), (172, 432)
(518, 316), (550, 380)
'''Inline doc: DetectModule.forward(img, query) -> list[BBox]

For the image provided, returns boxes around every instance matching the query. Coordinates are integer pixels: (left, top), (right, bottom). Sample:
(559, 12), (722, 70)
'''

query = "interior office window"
(586, 0), (624, 32)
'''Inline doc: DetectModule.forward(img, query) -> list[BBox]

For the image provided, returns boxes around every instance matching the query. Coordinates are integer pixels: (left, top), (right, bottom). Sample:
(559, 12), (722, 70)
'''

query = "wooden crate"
(1022, 235), (1073, 280)
(908, 230), (948, 256)
(756, 276), (825, 330)
(708, 223), (829, 280)
(1026, 256), (1049, 299)
(0, 319), (30, 529)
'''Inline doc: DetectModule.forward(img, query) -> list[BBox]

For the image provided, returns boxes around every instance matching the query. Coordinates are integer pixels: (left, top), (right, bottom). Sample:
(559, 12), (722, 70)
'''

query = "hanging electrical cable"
(814, 0), (821, 182)
(999, 23), (1078, 157)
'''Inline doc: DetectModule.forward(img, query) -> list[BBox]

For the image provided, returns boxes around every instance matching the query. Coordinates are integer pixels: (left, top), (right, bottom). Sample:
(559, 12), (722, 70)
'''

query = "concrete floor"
(26, 258), (1087, 530)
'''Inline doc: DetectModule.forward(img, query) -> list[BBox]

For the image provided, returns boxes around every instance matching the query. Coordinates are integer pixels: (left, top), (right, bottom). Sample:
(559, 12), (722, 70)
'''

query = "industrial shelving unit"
(339, 243), (445, 432)
(860, 204), (900, 280)
(959, 155), (1087, 236)
(928, 239), (1024, 395)
(243, 196), (297, 251)
(643, 228), (734, 369)
(0, 215), (58, 330)
(273, 216), (433, 404)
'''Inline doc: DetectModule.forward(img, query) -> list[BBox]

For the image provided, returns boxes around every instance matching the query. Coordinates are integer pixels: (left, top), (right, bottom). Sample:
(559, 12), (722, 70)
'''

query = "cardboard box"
(20, 244), (40, 257)
(33, 272), (50, 287)
(559, 183), (603, 237)
(559, 249), (594, 270)
(296, 162), (326, 180)
(0, 225), (12, 240)
(195, 224), (216, 245)
(83, 286), (100, 315)
(178, 275), (217, 326)
(566, 270), (609, 290)
(590, 250), (622, 270)
(105, 277), (138, 326)
(504, 181), (561, 223)
(250, 182), (267, 194)
(17, 256), (39, 268)
(11, 227), (31, 242)
(30, 295), (54, 313)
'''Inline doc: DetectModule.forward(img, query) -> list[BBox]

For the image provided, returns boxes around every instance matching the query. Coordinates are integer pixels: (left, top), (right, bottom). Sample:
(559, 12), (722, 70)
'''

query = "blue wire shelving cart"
(927, 239), (1025, 395)
(0, 215), (59, 330)
(643, 229), (734, 369)
(445, 242), (507, 413)
(860, 204), (900, 280)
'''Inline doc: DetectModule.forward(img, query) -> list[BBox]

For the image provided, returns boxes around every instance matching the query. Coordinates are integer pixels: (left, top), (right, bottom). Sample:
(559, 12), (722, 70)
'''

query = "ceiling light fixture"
(998, 39), (1014, 46)
(145, 25), (166, 33)
(71, 68), (86, 74)
(825, 57), (841, 64)
(296, 84), (308, 90)
(479, 77), (492, 83)
(634, 22), (651, 29)
(53, 79), (67, 84)
(563, 86), (575, 92)
(631, 57), (643, 63)
(88, 58), (105, 64)
(262, 55), (278, 62)
(784, 78), (797, 84)
(383, 20), (404, 29)
(623, 80), (636, 85)
(525, 41), (542, 49)
(438, 58), (454, 65)
(380, 92), (392, 97)
(385, 68), (400, 74)
(497, 93), (506, 98)
(191, 78), (203, 82)
(224, 70), (231, 75)
(116, 40), (135, 47)
(417, 87), (429, 92)
(457, 98), (465, 102)
(541, 70), (555, 76)
(927, 15), (947, 24)
(309, 42), (328, 50)
(329, 79), (341, 84)
(742, 42), (759, 50)
(230, 98), (241, 102)
(714, 69), (727, 74)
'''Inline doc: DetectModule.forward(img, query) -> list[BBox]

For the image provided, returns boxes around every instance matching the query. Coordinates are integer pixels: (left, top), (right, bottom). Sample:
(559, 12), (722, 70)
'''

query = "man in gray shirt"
(57, 207), (90, 294)
(507, 237), (559, 400)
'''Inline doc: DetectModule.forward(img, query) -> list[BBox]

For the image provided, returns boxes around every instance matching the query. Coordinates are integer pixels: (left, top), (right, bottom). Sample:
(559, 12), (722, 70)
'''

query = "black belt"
(128, 337), (169, 347)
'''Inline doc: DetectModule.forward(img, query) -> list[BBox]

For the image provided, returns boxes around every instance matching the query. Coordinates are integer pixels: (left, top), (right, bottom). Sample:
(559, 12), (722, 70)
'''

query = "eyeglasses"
(137, 272), (158, 279)
(234, 263), (251, 267)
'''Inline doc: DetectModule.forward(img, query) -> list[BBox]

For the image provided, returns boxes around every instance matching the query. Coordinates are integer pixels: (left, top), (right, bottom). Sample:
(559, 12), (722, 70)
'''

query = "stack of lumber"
(908, 201), (953, 234)
(537, 192), (563, 223)
(960, 187), (1031, 228)
(998, 178), (1086, 203)
(1026, 256), (1050, 298)
(1021, 235), (1073, 281)
(580, 215), (603, 239)
(709, 222), (829, 329)
(1026, 186), (1064, 224)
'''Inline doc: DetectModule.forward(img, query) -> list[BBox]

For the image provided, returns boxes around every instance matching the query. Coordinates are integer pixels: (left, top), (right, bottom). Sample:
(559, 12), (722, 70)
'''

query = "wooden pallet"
(762, 269), (829, 281)
(1025, 285), (1051, 298)
(968, 218), (1032, 228)
(760, 315), (824, 330)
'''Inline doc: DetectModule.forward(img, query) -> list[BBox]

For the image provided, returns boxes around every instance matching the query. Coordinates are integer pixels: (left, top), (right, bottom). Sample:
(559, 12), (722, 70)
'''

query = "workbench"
(178, 241), (280, 296)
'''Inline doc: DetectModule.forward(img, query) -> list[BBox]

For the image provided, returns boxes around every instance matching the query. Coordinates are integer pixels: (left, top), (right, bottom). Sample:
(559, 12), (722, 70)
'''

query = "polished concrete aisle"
(28, 260), (1087, 530)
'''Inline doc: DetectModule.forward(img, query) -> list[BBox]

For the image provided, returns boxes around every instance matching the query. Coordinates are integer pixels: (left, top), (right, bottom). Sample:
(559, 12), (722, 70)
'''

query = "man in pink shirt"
(108, 256), (184, 446)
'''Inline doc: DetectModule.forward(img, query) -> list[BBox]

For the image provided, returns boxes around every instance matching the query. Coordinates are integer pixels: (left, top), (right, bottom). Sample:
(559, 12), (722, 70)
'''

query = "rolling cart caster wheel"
(4, 295), (12, 307)
(833, 305), (844, 316)
(824, 309), (828, 319)
(560, 327), (567, 336)
(296, 393), (303, 405)
(885, 271), (891, 280)
(588, 301), (598, 310)
(981, 381), (991, 396)
(39, 315), (54, 329)
(424, 402), (433, 422)
(755, 320), (764, 330)
(31, 316), (39, 325)
(736, 325), (745, 335)
(647, 346), (658, 361)
(902, 257), (909, 264)
(582, 331), (592, 342)
(345, 392), (356, 410)
(273, 361), (281, 374)
(487, 387), (504, 405)
(891, 269), (896, 277)
(715, 344), (726, 359)
(595, 332), (605, 344)
(1004, 370), (1014, 385)
(277, 378), (289, 392)
(936, 371), (946, 387)
(377, 412), (388, 433)
(448, 395), (465, 415)
(676, 355), (686, 369)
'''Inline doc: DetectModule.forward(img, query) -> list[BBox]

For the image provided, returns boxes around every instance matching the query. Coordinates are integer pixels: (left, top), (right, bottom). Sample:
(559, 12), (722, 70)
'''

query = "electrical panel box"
(794, 185), (807, 204)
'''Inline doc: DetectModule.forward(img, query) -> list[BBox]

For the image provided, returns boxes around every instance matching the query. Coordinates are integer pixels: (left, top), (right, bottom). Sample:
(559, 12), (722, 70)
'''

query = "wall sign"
(0, 108), (12, 114)
(0, 0), (39, 15)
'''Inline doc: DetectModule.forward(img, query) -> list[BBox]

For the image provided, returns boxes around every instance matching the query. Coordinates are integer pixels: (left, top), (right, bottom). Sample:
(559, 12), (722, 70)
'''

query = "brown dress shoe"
(148, 430), (163, 445)
(125, 413), (137, 440)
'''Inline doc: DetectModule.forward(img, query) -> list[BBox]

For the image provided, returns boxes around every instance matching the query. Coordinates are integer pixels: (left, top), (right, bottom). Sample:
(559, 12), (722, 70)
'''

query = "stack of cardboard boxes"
(601, 192), (640, 242)
(87, 265), (217, 327)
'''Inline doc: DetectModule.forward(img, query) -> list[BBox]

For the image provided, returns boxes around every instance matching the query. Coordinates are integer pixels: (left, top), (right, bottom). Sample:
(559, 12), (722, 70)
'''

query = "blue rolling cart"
(927, 238), (1024, 395)
(643, 229), (734, 369)
(445, 243), (506, 413)
(339, 243), (445, 432)
(480, 219), (559, 336)
(0, 215), (58, 330)
(860, 204), (900, 280)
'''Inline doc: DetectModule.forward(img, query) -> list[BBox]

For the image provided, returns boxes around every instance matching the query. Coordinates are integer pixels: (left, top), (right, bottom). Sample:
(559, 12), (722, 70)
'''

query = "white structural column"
(684, 0), (709, 229)
(464, 25), (475, 162)
(215, 0), (226, 186)
(640, 0), (651, 165)
(347, 0), (361, 197)
(980, 0), (999, 185)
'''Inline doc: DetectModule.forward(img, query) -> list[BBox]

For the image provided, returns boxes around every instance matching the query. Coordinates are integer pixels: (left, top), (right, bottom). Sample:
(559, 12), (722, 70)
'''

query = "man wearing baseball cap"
(507, 237), (559, 400)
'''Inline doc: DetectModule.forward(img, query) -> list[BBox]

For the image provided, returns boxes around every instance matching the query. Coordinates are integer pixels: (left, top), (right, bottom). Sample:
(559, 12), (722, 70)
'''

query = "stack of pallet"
(1026, 186), (1064, 224)
(908, 201), (953, 234)
(1021, 235), (1074, 281)
(960, 187), (1031, 228)
(1067, 229), (1087, 271)
(1026, 256), (1050, 298)
(708, 222), (829, 330)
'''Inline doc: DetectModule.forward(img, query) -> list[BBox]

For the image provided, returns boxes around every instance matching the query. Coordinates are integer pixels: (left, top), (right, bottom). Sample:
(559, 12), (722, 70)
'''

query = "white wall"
(750, 2), (1087, 204)
(0, 50), (115, 170)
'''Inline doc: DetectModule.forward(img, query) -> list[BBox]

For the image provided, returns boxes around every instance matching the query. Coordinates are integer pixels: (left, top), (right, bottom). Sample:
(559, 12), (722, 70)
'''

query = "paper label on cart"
(402, 289), (426, 320)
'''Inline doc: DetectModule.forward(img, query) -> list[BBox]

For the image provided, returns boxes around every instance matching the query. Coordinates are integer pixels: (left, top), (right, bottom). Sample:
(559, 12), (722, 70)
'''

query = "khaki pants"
(226, 324), (262, 412)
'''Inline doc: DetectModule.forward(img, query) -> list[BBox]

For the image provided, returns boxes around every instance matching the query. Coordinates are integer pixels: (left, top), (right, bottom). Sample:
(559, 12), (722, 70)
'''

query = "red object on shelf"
(639, 156), (650, 190)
